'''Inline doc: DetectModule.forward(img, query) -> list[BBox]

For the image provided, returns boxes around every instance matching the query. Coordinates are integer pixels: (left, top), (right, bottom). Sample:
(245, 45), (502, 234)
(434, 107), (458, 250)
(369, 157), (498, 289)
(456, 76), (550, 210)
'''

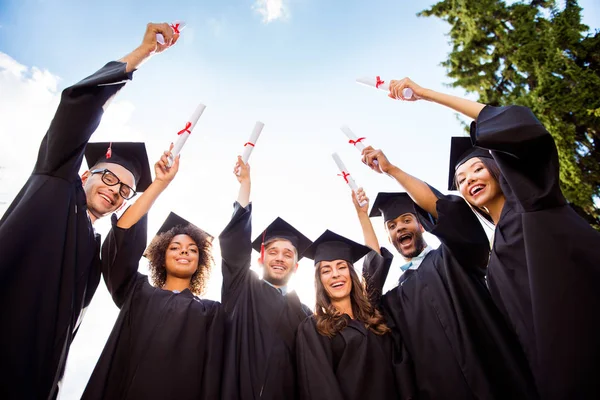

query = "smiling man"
(219, 156), (313, 400)
(0, 22), (177, 399)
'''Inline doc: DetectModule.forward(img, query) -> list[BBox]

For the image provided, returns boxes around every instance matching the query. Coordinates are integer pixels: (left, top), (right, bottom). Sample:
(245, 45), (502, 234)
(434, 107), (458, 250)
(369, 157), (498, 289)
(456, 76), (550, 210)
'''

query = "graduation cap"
(251, 217), (312, 262)
(85, 142), (152, 192)
(369, 192), (436, 231)
(144, 212), (213, 257)
(301, 230), (371, 266)
(447, 136), (492, 191)
(369, 192), (419, 222)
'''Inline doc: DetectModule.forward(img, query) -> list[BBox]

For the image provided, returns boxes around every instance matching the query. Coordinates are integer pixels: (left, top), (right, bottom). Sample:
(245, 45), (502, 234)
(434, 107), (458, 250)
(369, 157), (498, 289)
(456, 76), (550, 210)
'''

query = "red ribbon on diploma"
(106, 142), (112, 159)
(171, 23), (181, 34)
(244, 142), (255, 147)
(375, 76), (384, 88)
(349, 137), (366, 146)
(177, 122), (192, 135)
(338, 171), (350, 184)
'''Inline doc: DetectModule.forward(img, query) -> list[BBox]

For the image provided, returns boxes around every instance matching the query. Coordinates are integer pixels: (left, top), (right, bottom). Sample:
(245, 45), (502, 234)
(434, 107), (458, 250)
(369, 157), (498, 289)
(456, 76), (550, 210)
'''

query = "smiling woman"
(146, 222), (213, 295)
(295, 230), (416, 400)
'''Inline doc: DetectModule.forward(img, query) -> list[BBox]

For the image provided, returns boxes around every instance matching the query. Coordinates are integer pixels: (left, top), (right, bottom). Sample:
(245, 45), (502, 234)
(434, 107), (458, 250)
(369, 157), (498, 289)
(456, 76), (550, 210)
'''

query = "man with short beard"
(0, 23), (177, 399)
(219, 156), (313, 400)
(355, 146), (538, 400)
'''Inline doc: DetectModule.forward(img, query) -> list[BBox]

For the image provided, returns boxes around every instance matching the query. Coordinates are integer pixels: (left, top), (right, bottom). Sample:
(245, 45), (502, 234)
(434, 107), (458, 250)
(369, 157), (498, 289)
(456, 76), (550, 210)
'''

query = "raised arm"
(219, 157), (253, 302)
(102, 148), (179, 306)
(388, 77), (486, 120)
(34, 23), (178, 180)
(360, 146), (439, 218)
(352, 188), (380, 254)
(234, 156), (251, 208)
(117, 147), (179, 229)
(101, 213), (148, 307)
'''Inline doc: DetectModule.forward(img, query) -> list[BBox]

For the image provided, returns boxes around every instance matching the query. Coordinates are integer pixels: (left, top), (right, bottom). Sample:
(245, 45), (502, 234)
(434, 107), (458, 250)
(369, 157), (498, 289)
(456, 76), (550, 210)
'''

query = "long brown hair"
(146, 225), (213, 296)
(314, 262), (390, 338)
(455, 157), (503, 225)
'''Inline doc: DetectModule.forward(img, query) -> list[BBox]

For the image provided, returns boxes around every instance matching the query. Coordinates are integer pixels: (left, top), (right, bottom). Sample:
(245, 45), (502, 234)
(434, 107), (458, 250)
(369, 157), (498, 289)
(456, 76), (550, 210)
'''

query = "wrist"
(356, 210), (369, 219)
(152, 178), (171, 190)
(420, 88), (435, 101)
(383, 164), (400, 176)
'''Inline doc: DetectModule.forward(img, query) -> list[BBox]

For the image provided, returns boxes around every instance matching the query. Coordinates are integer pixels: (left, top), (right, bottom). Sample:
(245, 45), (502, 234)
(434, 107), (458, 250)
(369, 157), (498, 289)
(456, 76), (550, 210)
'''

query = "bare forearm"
(357, 213), (380, 254)
(117, 180), (169, 229)
(386, 166), (439, 218)
(237, 180), (251, 208)
(421, 88), (486, 120)
(118, 46), (154, 73)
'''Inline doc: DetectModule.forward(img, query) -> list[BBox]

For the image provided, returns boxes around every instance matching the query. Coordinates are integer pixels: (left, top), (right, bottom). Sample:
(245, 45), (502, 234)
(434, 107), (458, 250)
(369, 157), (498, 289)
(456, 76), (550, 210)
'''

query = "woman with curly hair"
(82, 149), (224, 400)
(296, 230), (416, 400)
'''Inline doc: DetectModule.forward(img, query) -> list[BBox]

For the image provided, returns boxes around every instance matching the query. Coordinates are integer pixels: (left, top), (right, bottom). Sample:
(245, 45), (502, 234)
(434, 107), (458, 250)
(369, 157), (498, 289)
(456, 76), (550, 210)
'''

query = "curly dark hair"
(145, 225), (214, 296)
(314, 262), (390, 338)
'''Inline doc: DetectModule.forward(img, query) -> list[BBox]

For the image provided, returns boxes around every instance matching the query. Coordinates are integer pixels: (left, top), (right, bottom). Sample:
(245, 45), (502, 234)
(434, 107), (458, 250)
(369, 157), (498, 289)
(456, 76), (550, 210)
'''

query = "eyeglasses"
(90, 169), (137, 200)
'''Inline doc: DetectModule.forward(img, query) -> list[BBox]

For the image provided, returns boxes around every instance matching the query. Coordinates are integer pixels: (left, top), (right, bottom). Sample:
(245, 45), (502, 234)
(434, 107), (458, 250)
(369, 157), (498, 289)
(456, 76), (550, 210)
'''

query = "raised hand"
(139, 22), (180, 55)
(352, 187), (369, 215)
(155, 143), (180, 185)
(234, 156), (251, 184)
(361, 146), (395, 175)
(389, 77), (427, 101)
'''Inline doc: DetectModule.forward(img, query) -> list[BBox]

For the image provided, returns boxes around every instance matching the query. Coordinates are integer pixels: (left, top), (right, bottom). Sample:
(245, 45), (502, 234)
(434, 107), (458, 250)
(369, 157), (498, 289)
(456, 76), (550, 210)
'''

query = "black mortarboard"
(369, 192), (419, 222)
(251, 217), (312, 261)
(85, 142), (152, 192)
(447, 136), (492, 191)
(369, 192), (436, 231)
(301, 230), (371, 265)
(144, 212), (213, 256)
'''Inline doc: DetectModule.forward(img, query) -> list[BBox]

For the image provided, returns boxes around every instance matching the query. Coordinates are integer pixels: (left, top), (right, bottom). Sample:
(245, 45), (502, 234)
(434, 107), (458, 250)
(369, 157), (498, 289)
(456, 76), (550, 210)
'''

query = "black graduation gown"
(296, 315), (416, 400)
(81, 214), (225, 399)
(219, 202), (313, 400)
(0, 62), (132, 399)
(471, 105), (600, 399)
(363, 193), (538, 400)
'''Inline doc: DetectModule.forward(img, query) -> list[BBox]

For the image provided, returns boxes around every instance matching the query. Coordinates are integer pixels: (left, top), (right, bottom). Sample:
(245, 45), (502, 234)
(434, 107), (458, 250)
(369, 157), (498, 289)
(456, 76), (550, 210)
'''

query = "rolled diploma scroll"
(156, 21), (186, 45)
(241, 121), (265, 164)
(340, 125), (378, 166)
(332, 152), (367, 207)
(356, 76), (413, 99)
(168, 103), (206, 167)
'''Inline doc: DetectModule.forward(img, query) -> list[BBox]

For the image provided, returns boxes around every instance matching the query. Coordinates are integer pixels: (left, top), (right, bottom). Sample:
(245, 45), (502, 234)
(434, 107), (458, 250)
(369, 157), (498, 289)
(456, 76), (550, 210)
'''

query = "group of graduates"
(1, 22), (599, 400)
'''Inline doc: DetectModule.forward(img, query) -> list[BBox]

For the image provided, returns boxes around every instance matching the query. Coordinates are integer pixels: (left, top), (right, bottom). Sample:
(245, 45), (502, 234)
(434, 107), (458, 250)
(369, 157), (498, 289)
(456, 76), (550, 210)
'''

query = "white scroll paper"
(356, 76), (413, 99)
(241, 121), (265, 164)
(340, 125), (378, 167)
(156, 21), (186, 45)
(332, 152), (367, 207)
(168, 103), (206, 167)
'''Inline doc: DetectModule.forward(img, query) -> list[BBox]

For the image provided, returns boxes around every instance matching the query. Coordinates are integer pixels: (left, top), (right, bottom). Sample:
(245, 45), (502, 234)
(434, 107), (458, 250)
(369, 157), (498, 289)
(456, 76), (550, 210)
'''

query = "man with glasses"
(83, 142), (152, 223)
(0, 22), (176, 399)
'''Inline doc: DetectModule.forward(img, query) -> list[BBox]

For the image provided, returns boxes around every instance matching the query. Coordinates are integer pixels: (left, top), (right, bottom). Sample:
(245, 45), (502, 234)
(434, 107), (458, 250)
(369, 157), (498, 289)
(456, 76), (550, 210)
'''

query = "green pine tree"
(420, 0), (600, 228)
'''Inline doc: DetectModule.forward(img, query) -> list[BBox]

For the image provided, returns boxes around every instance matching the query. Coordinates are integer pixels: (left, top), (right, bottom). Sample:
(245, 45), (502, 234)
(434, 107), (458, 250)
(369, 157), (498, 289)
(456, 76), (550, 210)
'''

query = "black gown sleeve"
(426, 187), (490, 274)
(470, 105), (565, 210)
(362, 249), (394, 305)
(296, 317), (345, 400)
(101, 213), (148, 308)
(218, 202), (253, 301)
(33, 61), (133, 180)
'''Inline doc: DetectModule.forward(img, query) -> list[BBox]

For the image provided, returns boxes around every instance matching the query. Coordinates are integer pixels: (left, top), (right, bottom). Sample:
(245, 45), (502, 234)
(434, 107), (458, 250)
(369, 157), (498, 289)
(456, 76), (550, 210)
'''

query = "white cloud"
(253, 0), (288, 23)
(0, 52), (140, 215)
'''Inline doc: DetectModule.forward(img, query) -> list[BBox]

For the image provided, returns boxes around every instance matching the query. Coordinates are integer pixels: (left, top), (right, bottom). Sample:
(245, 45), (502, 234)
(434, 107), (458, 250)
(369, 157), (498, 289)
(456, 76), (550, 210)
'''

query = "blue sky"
(1, 0), (599, 397)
